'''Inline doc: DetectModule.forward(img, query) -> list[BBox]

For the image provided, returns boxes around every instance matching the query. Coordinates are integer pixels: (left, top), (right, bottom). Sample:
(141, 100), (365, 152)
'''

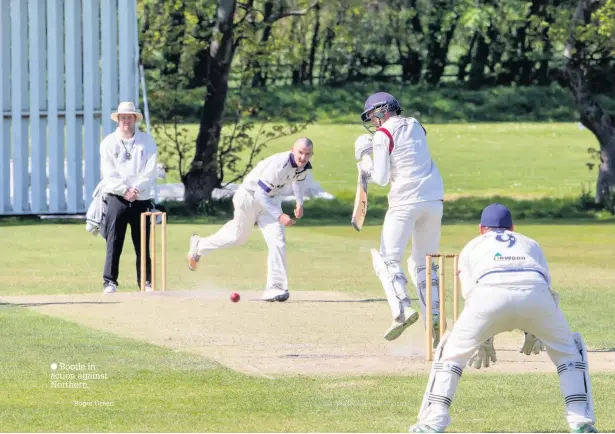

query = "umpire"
(99, 102), (158, 294)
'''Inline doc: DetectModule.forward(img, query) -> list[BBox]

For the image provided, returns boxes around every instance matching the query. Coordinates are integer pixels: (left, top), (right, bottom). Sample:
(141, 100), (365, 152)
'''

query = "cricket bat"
(351, 164), (368, 231)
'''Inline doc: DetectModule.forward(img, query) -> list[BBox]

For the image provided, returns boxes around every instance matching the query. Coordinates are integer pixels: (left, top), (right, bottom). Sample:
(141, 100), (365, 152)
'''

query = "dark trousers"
(103, 194), (153, 288)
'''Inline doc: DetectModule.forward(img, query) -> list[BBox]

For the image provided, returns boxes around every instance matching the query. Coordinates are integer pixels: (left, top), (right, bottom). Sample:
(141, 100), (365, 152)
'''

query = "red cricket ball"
(230, 292), (240, 303)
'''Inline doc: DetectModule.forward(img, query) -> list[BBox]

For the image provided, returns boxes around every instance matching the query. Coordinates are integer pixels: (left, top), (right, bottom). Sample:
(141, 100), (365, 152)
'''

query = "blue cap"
(361, 92), (401, 122)
(480, 203), (513, 228)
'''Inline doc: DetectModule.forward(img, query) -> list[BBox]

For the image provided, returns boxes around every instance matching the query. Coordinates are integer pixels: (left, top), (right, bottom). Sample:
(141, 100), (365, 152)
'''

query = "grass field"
(1, 120), (614, 432)
(158, 122), (599, 200)
(1, 220), (615, 432)
(0, 305), (614, 433)
(2, 306), (614, 433)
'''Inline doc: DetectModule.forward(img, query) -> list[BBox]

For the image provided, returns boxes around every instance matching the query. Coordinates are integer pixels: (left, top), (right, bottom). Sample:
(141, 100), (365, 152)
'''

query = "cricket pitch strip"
(2, 289), (613, 377)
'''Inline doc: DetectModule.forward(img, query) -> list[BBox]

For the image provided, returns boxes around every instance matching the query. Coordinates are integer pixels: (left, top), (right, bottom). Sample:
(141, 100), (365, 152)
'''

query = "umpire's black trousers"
(103, 194), (153, 288)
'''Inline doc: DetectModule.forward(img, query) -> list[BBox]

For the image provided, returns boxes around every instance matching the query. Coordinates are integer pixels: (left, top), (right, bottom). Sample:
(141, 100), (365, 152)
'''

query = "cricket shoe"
(571, 424), (598, 433)
(187, 234), (200, 271)
(103, 282), (117, 294)
(409, 424), (443, 433)
(145, 282), (154, 292)
(262, 286), (290, 302)
(384, 306), (419, 341)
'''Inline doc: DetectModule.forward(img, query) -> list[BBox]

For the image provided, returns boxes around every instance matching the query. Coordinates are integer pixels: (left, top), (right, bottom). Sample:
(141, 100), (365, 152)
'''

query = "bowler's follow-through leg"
(185, 188), (258, 272)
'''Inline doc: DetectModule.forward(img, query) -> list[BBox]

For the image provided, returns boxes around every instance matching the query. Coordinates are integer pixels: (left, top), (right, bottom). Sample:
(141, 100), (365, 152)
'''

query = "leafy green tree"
(551, 0), (615, 206)
(182, 0), (317, 210)
(140, 0), (315, 211)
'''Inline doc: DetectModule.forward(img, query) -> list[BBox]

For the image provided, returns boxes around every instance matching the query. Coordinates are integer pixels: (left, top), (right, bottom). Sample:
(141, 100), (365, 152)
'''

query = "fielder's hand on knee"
(520, 332), (546, 355)
(468, 337), (496, 369)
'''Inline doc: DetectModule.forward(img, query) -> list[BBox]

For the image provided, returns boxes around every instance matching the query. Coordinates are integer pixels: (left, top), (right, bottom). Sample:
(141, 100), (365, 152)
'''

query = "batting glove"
(354, 134), (373, 161)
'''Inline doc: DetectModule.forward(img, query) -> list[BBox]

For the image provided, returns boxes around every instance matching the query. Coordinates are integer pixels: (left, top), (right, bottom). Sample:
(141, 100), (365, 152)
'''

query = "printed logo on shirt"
(494, 252), (526, 261)
(282, 171), (307, 183)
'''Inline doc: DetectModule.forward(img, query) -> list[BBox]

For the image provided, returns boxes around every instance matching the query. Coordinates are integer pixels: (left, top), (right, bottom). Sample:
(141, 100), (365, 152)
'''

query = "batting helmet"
(360, 92), (402, 122)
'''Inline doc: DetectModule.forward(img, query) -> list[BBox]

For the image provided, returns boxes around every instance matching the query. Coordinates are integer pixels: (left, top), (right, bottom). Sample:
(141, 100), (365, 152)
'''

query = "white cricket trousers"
(195, 187), (287, 290)
(419, 282), (593, 431)
(380, 200), (443, 317)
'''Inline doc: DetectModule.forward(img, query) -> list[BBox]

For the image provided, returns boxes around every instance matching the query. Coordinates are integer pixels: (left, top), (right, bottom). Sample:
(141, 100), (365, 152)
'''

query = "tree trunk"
(183, 0), (237, 210)
(292, 68), (301, 85)
(251, 2), (274, 88)
(164, 4), (186, 77)
(468, 29), (491, 89)
(319, 26), (334, 83)
(535, 56), (551, 86)
(424, 6), (458, 85)
(400, 51), (422, 83)
(395, 0), (423, 84)
(456, 33), (477, 83)
(320, 5), (346, 84)
(596, 139), (615, 207)
(566, 68), (615, 204)
(291, 16), (308, 84)
(190, 13), (216, 88)
(497, 23), (533, 86)
(307, 3), (320, 85)
(564, 0), (615, 206)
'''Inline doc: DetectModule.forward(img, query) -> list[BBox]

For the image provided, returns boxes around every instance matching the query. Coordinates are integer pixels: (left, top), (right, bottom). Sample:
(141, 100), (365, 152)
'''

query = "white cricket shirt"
(458, 229), (552, 298)
(99, 129), (158, 200)
(370, 116), (444, 207)
(242, 152), (311, 219)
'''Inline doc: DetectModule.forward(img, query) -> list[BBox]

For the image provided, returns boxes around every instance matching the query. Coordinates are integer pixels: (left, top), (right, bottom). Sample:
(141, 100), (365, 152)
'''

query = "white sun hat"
(111, 101), (143, 122)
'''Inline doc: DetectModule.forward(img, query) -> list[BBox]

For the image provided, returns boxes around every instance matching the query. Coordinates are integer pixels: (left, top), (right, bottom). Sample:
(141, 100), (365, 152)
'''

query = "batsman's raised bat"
(351, 165), (368, 231)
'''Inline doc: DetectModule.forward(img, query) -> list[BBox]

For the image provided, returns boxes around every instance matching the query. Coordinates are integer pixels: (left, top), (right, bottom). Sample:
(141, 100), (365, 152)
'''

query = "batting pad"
(416, 332), (462, 431)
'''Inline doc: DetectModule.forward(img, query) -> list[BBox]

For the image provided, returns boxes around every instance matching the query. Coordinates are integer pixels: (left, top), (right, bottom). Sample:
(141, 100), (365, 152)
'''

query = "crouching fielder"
(355, 92), (444, 343)
(409, 203), (597, 433)
(186, 138), (314, 302)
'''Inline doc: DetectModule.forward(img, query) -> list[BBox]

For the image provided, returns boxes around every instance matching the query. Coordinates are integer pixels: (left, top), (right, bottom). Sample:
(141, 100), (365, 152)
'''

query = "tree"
(139, 0), (216, 92)
(183, 0), (318, 210)
(387, 0), (424, 84)
(554, 0), (615, 206)
(423, 0), (460, 85)
(381, 0), (465, 86)
(250, 2), (275, 88)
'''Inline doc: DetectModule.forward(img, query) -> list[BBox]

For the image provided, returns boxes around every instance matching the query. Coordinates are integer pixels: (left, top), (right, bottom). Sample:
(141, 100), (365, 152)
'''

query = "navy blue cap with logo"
(480, 203), (513, 228)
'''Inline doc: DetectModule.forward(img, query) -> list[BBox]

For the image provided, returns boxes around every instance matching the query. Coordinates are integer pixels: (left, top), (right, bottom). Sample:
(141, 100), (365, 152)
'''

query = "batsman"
(354, 92), (445, 343)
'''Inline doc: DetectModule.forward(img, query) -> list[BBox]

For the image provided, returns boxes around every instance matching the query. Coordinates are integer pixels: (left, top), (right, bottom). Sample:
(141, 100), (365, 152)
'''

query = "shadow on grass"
(1, 195), (613, 228)
(289, 298), (388, 303)
(0, 301), (120, 307)
(0, 215), (85, 226)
